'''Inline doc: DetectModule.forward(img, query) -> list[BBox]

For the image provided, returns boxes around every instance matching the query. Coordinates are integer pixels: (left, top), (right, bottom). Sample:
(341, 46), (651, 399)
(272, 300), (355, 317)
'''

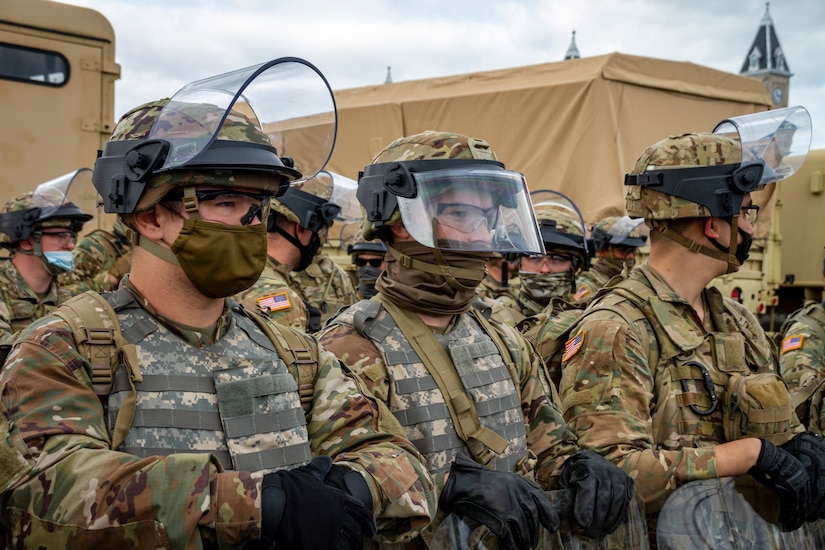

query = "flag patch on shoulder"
(573, 286), (589, 301)
(781, 334), (804, 354)
(562, 330), (585, 362)
(257, 292), (291, 313)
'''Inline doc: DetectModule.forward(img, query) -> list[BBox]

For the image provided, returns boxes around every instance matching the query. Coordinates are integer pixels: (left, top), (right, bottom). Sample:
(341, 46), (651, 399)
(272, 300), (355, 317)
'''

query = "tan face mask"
(171, 218), (267, 298)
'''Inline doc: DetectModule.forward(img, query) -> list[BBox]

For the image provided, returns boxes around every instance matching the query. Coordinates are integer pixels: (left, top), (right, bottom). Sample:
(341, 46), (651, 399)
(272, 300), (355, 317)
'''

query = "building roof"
(740, 2), (791, 76)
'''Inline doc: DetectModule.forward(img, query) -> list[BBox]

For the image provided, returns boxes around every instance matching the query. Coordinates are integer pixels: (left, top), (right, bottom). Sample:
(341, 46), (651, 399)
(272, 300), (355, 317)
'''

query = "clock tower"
(740, 3), (791, 108)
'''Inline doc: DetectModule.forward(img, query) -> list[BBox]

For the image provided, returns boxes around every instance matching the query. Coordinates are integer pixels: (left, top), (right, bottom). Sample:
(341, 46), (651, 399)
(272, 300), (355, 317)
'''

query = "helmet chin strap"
(649, 218), (741, 274)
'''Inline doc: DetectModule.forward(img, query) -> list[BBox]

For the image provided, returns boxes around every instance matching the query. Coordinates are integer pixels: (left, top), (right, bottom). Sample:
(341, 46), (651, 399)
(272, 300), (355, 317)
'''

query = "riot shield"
(429, 488), (649, 549)
(656, 477), (825, 549)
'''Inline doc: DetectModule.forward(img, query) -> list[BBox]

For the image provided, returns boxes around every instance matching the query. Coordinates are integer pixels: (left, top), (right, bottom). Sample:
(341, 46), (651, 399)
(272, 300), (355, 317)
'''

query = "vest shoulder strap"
(373, 294), (508, 467)
(245, 310), (318, 415)
(51, 290), (142, 450)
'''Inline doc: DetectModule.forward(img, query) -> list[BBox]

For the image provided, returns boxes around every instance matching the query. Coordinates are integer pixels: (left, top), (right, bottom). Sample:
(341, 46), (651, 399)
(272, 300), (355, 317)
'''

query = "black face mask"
(272, 224), (322, 272)
(710, 225), (753, 267)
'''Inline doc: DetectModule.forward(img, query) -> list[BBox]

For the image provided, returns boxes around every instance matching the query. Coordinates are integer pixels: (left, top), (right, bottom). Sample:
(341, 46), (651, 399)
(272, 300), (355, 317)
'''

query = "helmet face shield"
(713, 105), (811, 185)
(530, 190), (591, 270)
(396, 168), (544, 254)
(606, 216), (648, 247)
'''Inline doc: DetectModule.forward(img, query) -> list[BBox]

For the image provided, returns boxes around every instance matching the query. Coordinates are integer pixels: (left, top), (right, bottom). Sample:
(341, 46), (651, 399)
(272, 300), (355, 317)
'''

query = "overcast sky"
(63, 0), (825, 149)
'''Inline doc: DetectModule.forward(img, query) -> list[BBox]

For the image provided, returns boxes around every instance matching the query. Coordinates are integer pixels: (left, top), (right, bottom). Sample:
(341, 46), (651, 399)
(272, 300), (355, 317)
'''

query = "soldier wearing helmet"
(347, 239), (388, 299)
(233, 173), (347, 332)
(0, 169), (92, 338)
(474, 252), (519, 302)
(560, 107), (825, 545)
(58, 217), (133, 294)
(0, 61), (435, 549)
(572, 215), (648, 304)
(497, 194), (591, 325)
(319, 130), (634, 549)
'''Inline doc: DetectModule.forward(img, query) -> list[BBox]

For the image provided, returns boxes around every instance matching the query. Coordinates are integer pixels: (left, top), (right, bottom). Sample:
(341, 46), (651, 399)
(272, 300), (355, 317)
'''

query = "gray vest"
(106, 289), (312, 473)
(337, 300), (529, 474)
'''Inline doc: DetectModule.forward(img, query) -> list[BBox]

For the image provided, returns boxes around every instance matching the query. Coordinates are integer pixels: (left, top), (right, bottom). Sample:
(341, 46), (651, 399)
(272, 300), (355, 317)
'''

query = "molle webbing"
(372, 294), (511, 467)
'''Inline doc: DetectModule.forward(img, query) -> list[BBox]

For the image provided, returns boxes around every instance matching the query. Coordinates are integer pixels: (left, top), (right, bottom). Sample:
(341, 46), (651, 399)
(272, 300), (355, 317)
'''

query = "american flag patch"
(781, 334), (804, 354)
(257, 292), (291, 313)
(562, 330), (585, 362)
(573, 286), (589, 301)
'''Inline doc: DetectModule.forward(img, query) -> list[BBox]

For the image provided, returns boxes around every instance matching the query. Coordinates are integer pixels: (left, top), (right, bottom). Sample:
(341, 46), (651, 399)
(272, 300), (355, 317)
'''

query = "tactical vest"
(333, 299), (529, 475)
(58, 289), (315, 473)
(576, 275), (792, 449)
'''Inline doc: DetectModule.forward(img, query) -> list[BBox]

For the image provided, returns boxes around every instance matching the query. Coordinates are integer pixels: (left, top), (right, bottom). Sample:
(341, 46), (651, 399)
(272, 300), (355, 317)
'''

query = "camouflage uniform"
(290, 251), (357, 325)
(233, 255), (309, 331)
(559, 264), (802, 531)
(779, 301), (825, 433)
(571, 259), (617, 304)
(474, 272), (518, 302)
(59, 218), (132, 295)
(0, 279), (435, 547)
(0, 258), (70, 338)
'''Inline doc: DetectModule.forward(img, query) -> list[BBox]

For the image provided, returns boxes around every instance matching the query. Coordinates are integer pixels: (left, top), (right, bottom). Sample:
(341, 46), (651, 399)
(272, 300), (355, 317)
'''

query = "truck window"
(0, 42), (69, 86)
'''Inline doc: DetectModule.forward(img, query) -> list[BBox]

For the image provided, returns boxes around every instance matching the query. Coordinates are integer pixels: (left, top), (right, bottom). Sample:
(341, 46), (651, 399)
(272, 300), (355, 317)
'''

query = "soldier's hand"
(749, 437), (810, 531)
(259, 456), (377, 549)
(439, 453), (559, 550)
(782, 432), (825, 522)
(560, 450), (634, 537)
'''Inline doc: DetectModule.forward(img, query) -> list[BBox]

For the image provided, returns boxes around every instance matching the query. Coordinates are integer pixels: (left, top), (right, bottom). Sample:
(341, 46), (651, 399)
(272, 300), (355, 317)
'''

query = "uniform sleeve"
(0, 317), (263, 548)
(304, 329), (435, 544)
(0, 298), (11, 340)
(559, 311), (718, 513)
(234, 275), (308, 331)
(779, 320), (825, 430)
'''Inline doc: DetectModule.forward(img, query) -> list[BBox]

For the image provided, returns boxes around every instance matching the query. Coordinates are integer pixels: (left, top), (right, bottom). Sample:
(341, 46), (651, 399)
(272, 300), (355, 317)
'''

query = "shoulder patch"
(573, 286), (589, 301)
(562, 329), (585, 362)
(781, 334), (805, 354)
(257, 292), (291, 313)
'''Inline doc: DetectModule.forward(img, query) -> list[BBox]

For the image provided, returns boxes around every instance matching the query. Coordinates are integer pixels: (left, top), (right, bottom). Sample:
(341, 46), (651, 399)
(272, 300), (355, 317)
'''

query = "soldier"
(572, 215), (647, 304)
(59, 217), (132, 294)
(348, 239), (387, 299)
(559, 113), (825, 545)
(497, 194), (591, 325)
(0, 169), (92, 338)
(319, 130), (633, 549)
(234, 174), (342, 332)
(0, 60), (435, 548)
(778, 299), (825, 433)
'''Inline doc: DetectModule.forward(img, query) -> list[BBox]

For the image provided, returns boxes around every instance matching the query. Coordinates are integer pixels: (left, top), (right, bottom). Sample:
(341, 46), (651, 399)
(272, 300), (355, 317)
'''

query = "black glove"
(748, 437), (810, 532)
(439, 453), (559, 550)
(782, 431), (825, 522)
(560, 450), (634, 538)
(260, 456), (377, 549)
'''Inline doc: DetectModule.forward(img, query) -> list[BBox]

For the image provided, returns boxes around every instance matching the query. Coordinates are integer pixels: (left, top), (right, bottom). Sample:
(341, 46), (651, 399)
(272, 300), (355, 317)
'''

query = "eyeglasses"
(520, 253), (572, 271)
(436, 203), (500, 233)
(740, 204), (760, 224)
(163, 190), (270, 226)
(355, 257), (384, 268)
(38, 230), (77, 245)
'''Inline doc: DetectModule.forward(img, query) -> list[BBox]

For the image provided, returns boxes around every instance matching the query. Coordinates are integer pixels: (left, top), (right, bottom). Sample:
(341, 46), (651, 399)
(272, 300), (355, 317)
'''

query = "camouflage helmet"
(347, 239), (387, 257)
(268, 173), (341, 233)
(590, 215), (648, 251)
(357, 130), (500, 240)
(624, 132), (764, 220)
(93, 98), (300, 214)
(0, 174), (92, 243)
(533, 203), (590, 270)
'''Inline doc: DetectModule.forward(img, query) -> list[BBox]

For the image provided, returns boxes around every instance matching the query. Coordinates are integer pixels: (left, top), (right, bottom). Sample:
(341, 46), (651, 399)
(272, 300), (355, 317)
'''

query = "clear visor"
(31, 168), (92, 210)
(397, 168), (544, 254)
(713, 105), (811, 184)
(149, 57), (336, 180)
(323, 170), (362, 250)
(531, 190), (590, 259)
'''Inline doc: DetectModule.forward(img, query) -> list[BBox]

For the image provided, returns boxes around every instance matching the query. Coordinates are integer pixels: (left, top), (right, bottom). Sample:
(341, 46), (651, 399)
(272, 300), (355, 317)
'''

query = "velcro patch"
(573, 286), (589, 301)
(562, 329), (585, 362)
(781, 334), (804, 354)
(257, 292), (291, 313)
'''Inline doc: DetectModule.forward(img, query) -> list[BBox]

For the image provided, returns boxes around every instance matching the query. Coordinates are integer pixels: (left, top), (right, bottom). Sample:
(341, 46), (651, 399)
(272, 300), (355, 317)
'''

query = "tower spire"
(740, 2), (791, 107)
(564, 30), (580, 60)
(384, 66), (393, 84)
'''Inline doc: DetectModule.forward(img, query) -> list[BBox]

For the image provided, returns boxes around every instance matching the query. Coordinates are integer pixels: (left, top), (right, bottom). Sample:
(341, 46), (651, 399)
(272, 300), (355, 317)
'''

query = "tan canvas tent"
(313, 52), (771, 224)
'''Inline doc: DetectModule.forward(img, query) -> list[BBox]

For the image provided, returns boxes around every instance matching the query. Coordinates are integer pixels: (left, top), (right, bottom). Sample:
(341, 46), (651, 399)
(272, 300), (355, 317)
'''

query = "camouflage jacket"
(474, 273), (518, 303)
(0, 258), (70, 339)
(234, 255), (308, 332)
(58, 226), (132, 295)
(0, 290), (435, 548)
(779, 301), (825, 433)
(572, 259), (618, 304)
(289, 252), (357, 326)
(559, 264), (802, 514)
